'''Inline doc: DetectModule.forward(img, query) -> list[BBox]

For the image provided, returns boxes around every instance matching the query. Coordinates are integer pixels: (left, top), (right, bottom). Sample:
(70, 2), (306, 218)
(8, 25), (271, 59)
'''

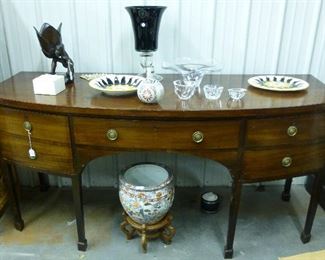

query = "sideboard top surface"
(0, 72), (325, 118)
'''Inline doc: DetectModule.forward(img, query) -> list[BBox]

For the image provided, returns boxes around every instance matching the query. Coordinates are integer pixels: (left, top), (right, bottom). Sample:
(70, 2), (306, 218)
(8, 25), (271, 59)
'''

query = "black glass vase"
(126, 6), (166, 80)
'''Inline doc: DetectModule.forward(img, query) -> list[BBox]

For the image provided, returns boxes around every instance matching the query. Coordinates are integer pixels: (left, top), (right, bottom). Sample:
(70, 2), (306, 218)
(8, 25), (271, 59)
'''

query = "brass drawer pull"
(287, 125), (298, 137)
(23, 121), (32, 131)
(192, 131), (204, 143)
(106, 129), (118, 141)
(282, 157), (292, 167)
(23, 121), (37, 160)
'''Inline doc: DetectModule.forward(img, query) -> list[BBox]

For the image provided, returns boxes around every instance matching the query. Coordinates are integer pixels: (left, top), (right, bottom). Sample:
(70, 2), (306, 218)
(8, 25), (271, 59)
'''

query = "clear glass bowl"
(203, 85), (224, 100)
(173, 80), (196, 100)
(172, 57), (222, 74)
(228, 88), (247, 101)
(163, 57), (222, 94)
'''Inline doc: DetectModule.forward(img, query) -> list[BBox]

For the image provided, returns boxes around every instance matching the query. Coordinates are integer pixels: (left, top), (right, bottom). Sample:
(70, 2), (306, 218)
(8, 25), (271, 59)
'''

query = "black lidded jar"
(201, 192), (221, 214)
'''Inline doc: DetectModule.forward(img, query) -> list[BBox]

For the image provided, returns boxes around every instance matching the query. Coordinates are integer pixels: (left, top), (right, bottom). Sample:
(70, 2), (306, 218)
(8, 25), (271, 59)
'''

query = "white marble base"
(32, 74), (65, 95)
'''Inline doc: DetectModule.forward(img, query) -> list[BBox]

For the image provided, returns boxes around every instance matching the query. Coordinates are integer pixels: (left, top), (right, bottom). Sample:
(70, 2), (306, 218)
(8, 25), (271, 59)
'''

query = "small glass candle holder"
(173, 80), (196, 100)
(228, 88), (247, 101)
(203, 84), (224, 100)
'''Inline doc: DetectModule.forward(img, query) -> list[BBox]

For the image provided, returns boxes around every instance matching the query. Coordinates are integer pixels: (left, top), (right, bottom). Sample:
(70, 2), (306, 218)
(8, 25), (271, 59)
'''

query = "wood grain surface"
(0, 72), (324, 181)
(0, 73), (325, 118)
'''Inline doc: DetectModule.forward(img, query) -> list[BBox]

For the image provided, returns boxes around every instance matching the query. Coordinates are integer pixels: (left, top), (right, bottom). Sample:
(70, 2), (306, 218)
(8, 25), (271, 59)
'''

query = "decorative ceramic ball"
(137, 79), (165, 104)
(119, 163), (174, 225)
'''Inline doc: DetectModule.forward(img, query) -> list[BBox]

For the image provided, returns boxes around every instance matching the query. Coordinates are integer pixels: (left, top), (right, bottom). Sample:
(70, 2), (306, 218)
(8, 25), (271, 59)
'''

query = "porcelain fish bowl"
(119, 163), (174, 225)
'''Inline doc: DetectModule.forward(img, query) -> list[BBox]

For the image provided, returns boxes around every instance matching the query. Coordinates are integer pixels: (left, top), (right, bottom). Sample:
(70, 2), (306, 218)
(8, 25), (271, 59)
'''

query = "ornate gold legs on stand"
(120, 211), (176, 253)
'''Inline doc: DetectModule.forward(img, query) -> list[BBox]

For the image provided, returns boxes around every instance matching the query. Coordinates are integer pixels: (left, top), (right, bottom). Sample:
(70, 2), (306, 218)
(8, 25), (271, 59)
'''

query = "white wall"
(0, 2), (11, 81)
(1, 0), (324, 187)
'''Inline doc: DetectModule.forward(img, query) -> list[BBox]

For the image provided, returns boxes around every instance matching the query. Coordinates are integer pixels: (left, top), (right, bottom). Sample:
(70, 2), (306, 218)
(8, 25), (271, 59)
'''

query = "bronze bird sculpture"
(34, 23), (74, 84)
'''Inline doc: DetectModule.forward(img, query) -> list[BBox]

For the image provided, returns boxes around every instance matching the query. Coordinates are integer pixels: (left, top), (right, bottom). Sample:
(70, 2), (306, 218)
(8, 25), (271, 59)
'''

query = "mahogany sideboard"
(1, 72), (325, 258)
(0, 170), (8, 214)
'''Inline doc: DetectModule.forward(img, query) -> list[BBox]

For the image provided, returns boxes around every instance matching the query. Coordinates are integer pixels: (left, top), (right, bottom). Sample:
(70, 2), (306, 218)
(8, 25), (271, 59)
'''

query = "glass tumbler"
(228, 88), (247, 101)
(173, 80), (196, 100)
(203, 85), (224, 100)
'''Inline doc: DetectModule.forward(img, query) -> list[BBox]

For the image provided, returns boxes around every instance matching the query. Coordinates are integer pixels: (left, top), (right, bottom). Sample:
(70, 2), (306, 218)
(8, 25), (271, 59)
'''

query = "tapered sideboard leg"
(301, 173), (322, 243)
(224, 179), (242, 259)
(38, 172), (50, 192)
(281, 177), (293, 201)
(2, 162), (24, 231)
(71, 174), (87, 251)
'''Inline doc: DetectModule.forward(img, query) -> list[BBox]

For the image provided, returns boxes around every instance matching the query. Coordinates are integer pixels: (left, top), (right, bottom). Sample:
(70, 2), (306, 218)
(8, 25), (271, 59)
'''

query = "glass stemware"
(126, 6), (166, 81)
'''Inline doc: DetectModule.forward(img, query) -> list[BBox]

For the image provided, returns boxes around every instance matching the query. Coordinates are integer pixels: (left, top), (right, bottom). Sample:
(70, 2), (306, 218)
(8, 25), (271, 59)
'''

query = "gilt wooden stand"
(120, 211), (176, 253)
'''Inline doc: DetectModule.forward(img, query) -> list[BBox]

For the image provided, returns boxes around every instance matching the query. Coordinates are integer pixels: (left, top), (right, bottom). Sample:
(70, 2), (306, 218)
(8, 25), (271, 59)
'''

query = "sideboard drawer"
(246, 114), (325, 147)
(0, 108), (70, 143)
(73, 117), (240, 149)
(0, 133), (74, 173)
(0, 108), (73, 174)
(242, 144), (325, 181)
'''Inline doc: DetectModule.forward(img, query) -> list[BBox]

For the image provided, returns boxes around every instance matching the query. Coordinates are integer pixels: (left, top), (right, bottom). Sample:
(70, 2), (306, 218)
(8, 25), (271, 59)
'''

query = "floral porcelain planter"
(119, 163), (174, 225)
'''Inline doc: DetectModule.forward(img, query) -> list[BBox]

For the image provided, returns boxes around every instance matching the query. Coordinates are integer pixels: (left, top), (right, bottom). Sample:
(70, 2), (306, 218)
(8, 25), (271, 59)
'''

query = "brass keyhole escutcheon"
(23, 121), (32, 131)
(282, 157), (292, 167)
(106, 129), (118, 141)
(287, 126), (298, 137)
(192, 131), (204, 143)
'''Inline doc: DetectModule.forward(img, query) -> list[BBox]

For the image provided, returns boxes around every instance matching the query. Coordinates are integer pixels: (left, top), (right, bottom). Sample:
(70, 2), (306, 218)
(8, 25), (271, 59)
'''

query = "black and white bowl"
(89, 74), (145, 96)
(248, 75), (309, 91)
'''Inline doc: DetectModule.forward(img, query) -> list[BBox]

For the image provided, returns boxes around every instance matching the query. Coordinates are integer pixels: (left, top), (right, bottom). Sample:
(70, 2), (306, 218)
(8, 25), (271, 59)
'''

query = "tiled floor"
(0, 185), (324, 260)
